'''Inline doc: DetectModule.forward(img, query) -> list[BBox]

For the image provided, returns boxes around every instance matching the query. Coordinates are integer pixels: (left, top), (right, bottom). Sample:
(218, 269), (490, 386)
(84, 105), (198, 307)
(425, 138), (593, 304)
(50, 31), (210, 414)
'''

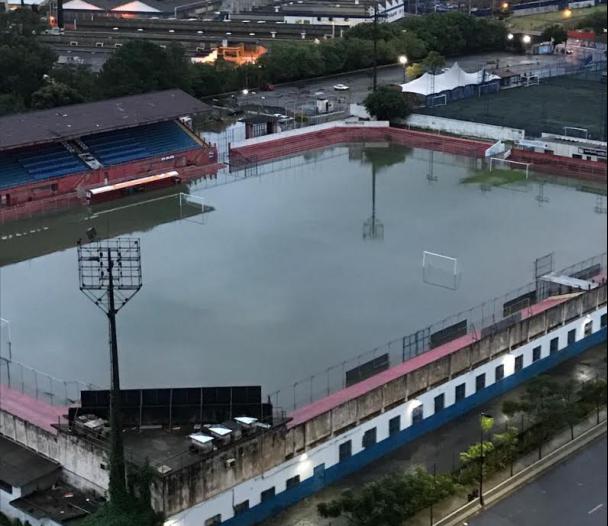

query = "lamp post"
(479, 412), (493, 506)
(399, 55), (408, 83)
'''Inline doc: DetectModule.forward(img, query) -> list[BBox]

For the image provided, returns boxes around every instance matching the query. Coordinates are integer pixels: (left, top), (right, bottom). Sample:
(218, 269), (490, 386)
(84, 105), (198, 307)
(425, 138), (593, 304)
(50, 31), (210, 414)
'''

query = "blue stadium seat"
(81, 121), (199, 167)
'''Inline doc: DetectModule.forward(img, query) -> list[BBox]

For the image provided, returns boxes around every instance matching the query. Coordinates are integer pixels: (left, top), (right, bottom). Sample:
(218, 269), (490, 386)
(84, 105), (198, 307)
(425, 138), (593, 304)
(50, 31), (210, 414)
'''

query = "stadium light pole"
(77, 238), (142, 506)
(399, 55), (408, 83)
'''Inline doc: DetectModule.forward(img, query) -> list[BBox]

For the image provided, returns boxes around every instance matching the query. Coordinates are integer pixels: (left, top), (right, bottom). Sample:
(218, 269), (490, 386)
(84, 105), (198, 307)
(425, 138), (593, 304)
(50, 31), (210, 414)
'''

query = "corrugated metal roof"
(0, 89), (209, 152)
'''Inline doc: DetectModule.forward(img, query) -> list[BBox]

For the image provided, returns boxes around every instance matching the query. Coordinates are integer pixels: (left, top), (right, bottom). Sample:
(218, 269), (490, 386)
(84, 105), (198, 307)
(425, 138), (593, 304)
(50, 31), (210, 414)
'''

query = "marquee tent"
(400, 62), (500, 96)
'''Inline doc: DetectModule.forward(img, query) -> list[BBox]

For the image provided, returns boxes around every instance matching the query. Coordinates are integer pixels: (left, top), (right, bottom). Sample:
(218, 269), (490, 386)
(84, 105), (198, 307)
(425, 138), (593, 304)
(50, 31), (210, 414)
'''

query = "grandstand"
(0, 90), (218, 213)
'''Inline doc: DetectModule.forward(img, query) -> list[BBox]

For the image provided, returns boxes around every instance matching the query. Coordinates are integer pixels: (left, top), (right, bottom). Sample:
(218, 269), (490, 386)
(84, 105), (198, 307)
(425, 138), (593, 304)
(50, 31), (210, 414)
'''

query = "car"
(333, 84), (349, 91)
(314, 90), (325, 96)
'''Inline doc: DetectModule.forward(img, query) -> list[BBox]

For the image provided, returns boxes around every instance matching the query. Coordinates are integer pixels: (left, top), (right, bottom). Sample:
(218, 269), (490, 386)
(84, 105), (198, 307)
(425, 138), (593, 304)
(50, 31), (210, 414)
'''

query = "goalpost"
(428, 94), (447, 107)
(489, 157), (531, 180)
(178, 192), (207, 224)
(524, 75), (539, 87)
(422, 251), (461, 290)
(563, 126), (589, 140)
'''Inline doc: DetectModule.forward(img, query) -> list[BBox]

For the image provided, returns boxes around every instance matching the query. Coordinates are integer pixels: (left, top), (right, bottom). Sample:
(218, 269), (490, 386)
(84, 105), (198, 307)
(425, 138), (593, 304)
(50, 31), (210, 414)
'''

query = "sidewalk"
(262, 344), (607, 526)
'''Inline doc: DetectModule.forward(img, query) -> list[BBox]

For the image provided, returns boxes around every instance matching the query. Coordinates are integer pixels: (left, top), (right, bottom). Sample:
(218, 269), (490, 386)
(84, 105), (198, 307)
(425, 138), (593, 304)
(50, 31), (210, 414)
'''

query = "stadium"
(0, 90), (219, 221)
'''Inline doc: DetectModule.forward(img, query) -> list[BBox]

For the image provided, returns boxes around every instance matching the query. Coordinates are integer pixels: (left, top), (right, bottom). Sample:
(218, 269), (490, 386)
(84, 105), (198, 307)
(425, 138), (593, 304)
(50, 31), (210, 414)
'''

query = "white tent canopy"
(400, 62), (500, 96)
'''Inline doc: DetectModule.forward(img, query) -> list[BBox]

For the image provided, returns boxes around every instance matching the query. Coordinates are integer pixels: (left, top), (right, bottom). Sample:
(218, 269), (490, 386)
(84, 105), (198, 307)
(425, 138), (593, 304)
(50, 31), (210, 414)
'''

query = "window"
(455, 383), (466, 402)
(0, 479), (12, 494)
(286, 475), (300, 490)
(339, 440), (352, 462)
(260, 487), (275, 502)
(388, 415), (401, 436)
(495, 364), (504, 382)
(584, 321), (593, 337)
(434, 393), (445, 413)
(532, 346), (541, 362)
(412, 404), (424, 424)
(550, 337), (559, 355)
(475, 373), (486, 392)
(234, 501), (249, 515)
(362, 428), (377, 448)
(205, 515), (221, 526)
(601, 314), (607, 328)
(515, 355), (524, 372)
(568, 329), (576, 345)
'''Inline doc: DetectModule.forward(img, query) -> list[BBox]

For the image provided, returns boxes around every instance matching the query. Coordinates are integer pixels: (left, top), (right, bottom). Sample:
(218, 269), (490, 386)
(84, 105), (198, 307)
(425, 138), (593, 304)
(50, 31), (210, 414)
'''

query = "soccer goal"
(429, 94), (447, 107)
(179, 192), (207, 224)
(489, 157), (531, 180)
(422, 251), (461, 290)
(563, 126), (589, 140)
(524, 75), (539, 87)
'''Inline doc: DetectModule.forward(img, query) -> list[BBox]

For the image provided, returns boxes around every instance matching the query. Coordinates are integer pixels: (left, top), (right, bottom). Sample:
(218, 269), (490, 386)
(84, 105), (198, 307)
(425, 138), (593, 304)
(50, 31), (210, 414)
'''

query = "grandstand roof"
(0, 89), (209, 152)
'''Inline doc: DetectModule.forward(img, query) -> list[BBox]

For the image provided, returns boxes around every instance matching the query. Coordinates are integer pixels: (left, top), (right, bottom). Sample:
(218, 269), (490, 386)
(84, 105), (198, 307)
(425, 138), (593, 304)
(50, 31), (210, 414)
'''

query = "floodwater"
(0, 144), (606, 398)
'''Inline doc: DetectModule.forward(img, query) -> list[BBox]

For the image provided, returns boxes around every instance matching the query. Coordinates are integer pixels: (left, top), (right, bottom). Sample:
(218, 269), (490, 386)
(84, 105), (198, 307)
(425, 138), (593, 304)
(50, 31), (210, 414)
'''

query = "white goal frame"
(429, 94), (447, 107)
(179, 192), (206, 224)
(524, 75), (539, 87)
(422, 251), (460, 290)
(489, 157), (531, 180)
(563, 126), (589, 140)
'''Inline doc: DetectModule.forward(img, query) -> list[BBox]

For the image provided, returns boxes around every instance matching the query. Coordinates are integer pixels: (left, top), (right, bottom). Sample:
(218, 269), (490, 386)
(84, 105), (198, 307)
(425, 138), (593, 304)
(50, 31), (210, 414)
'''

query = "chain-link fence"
(0, 356), (98, 406)
(268, 252), (607, 413)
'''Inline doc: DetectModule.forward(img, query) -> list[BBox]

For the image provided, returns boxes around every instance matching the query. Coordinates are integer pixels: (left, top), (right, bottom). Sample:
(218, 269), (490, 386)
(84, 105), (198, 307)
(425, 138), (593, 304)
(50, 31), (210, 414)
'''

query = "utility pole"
(77, 238), (142, 507)
(372, 2), (379, 92)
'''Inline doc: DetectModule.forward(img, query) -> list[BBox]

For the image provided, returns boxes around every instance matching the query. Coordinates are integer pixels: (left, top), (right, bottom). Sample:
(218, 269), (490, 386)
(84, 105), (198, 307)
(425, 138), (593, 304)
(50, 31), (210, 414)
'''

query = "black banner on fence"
(480, 311), (522, 339)
(571, 263), (601, 281)
(76, 386), (271, 427)
(430, 320), (467, 349)
(503, 290), (537, 317)
(345, 354), (390, 387)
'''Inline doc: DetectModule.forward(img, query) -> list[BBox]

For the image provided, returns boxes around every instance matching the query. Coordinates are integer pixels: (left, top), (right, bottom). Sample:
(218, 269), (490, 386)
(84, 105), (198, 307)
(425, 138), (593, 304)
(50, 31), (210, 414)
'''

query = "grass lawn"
(506, 4), (607, 32)
(461, 168), (528, 186)
(422, 74), (607, 140)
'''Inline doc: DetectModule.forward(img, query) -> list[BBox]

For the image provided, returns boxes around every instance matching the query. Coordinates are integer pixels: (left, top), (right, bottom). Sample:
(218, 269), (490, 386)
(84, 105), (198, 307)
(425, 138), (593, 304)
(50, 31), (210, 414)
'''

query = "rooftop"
(0, 385), (67, 435)
(0, 89), (210, 152)
(0, 436), (60, 487)
(10, 482), (102, 524)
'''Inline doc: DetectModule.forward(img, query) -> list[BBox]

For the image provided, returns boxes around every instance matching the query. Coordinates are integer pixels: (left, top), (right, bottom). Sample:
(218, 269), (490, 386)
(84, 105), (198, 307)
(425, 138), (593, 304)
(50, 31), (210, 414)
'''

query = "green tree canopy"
(31, 81), (85, 109)
(541, 24), (568, 45)
(423, 50), (446, 74)
(364, 86), (412, 121)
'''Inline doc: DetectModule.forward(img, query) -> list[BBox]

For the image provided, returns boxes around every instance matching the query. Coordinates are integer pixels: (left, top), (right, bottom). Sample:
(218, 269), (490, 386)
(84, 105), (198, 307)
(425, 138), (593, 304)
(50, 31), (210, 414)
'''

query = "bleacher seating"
(81, 121), (198, 166)
(0, 143), (88, 190)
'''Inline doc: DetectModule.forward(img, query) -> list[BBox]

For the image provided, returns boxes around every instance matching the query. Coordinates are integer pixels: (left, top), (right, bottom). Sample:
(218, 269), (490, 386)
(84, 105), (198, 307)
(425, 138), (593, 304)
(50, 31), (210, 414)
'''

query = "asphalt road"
(235, 51), (567, 111)
(469, 435), (608, 526)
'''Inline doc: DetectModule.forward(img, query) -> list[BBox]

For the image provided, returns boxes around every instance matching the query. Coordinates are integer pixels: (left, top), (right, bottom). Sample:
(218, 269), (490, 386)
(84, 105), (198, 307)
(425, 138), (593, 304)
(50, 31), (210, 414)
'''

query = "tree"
(0, 93), (25, 116)
(541, 24), (568, 45)
(364, 86), (412, 121)
(52, 64), (100, 102)
(577, 10), (608, 34)
(31, 81), (85, 109)
(317, 468), (458, 526)
(406, 62), (425, 80)
(578, 378), (607, 424)
(423, 50), (446, 74)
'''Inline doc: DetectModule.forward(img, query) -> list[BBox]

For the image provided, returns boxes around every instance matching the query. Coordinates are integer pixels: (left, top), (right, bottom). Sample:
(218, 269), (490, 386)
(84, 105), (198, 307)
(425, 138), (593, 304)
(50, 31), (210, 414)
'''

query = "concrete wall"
(0, 412), (108, 494)
(405, 114), (525, 142)
(161, 286), (607, 525)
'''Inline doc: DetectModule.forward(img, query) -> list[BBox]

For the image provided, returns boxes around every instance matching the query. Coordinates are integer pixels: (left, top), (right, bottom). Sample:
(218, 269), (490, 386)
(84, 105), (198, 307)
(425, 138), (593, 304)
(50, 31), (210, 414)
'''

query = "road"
(470, 435), (607, 526)
(235, 51), (567, 111)
(262, 345), (607, 526)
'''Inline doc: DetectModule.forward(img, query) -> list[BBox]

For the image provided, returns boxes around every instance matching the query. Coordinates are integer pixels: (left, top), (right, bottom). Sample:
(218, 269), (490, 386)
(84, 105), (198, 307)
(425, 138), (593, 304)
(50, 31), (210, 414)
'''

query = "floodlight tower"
(363, 163), (384, 240)
(77, 237), (142, 504)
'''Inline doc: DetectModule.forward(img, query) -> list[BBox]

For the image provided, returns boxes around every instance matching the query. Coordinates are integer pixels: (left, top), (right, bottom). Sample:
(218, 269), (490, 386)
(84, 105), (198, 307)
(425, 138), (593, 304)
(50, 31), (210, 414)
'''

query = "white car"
(333, 84), (349, 91)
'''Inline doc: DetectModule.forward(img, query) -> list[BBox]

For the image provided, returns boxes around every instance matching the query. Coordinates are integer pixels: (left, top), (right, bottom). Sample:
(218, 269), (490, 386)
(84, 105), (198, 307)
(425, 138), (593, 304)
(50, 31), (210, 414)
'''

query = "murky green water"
(0, 144), (605, 395)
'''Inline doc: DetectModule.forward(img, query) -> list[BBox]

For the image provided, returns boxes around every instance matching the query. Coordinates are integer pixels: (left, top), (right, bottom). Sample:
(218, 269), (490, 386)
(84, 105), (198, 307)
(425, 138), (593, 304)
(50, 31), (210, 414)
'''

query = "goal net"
(428, 94), (447, 107)
(489, 157), (531, 180)
(179, 193), (207, 224)
(422, 251), (461, 290)
(563, 126), (589, 140)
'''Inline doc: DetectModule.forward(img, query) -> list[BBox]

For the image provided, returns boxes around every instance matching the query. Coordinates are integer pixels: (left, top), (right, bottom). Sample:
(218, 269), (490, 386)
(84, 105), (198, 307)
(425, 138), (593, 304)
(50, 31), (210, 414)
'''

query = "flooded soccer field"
(0, 143), (606, 397)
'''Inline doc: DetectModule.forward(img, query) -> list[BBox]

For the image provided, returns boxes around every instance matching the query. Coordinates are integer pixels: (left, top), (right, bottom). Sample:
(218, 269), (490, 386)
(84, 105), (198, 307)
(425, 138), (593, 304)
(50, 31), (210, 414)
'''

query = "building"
(55, 0), (220, 20)
(1, 262), (606, 525)
(0, 90), (218, 219)
(517, 133), (607, 161)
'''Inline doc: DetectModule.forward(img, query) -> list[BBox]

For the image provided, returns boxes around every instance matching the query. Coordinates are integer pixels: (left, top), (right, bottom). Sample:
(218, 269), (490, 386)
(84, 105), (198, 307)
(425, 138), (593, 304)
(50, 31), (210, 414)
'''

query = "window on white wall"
(532, 346), (541, 362)
(339, 440), (352, 462)
(455, 383), (466, 401)
(389, 415), (401, 436)
(234, 501), (249, 515)
(495, 364), (504, 382)
(286, 475), (301, 490)
(584, 321), (592, 337)
(261, 487), (275, 502)
(601, 314), (607, 328)
(475, 373), (486, 392)
(568, 329), (576, 345)
(434, 393), (445, 413)
(412, 405), (423, 424)
(550, 337), (559, 354)
(362, 428), (377, 448)
(514, 355), (524, 372)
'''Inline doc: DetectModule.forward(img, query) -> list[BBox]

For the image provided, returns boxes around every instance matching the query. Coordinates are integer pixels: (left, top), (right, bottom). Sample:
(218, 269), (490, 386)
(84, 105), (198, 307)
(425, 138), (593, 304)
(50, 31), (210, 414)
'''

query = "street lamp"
(399, 55), (408, 83)
(522, 34), (532, 45)
(479, 412), (494, 506)
(507, 33), (514, 40)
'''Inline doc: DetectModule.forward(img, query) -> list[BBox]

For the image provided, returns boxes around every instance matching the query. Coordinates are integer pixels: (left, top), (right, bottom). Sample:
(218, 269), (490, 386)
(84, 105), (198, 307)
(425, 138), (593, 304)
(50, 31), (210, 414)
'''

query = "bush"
(364, 87), (413, 121)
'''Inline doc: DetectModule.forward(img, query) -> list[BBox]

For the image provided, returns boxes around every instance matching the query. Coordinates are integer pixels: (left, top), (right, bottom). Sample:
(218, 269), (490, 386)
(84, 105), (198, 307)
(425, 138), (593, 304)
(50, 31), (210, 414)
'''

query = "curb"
(435, 419), (608, 526)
